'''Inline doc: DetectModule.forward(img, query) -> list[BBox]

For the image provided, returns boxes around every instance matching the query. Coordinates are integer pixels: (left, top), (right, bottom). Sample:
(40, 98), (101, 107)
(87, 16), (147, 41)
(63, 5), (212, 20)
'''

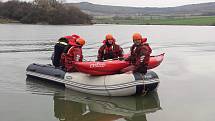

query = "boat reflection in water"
(54, 90), (161, 121)
(26, 75), (161, 121)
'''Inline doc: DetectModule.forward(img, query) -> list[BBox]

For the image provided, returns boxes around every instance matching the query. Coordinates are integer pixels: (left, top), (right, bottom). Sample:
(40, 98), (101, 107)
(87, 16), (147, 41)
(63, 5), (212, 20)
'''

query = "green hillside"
(94, 16), (215, 26)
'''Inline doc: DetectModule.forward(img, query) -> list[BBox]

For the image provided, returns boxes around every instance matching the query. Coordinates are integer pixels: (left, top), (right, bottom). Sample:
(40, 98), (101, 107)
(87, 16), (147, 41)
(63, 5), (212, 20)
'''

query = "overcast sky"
(69, 0), (215, 7)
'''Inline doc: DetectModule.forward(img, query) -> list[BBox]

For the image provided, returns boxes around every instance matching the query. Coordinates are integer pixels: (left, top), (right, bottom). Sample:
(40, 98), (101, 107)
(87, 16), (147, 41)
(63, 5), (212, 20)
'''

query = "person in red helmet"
(52, 34), (80, 67)
(122, 33), (152, 74)
(97, 34), (123, 61)
(64, 38), (86, 72)
(60, 34), (80, 67)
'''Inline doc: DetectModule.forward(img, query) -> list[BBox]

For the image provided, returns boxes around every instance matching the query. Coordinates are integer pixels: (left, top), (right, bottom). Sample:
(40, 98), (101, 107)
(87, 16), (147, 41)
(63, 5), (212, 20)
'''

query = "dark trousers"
(134, 64), (148, 74)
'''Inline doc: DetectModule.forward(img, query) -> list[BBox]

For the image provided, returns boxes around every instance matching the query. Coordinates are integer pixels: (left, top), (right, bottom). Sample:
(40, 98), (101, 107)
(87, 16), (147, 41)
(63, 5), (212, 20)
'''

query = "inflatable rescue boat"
(26, 53), (164, 96)
(26, 63), (160, 96)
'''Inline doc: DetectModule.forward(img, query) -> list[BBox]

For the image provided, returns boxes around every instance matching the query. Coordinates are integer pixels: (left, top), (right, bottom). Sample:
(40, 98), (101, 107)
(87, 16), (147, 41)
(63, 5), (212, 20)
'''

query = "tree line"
(0, 0), (92, 25)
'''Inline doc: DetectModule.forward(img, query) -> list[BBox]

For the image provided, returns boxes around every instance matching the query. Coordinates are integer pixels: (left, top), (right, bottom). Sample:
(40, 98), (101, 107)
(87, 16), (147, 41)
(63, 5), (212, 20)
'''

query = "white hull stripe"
(26, 71), (159, 91)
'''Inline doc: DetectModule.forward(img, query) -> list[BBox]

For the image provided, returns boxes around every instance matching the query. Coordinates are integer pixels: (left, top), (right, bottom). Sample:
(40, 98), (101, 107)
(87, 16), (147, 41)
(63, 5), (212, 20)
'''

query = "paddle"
(98, 57), (125, 62)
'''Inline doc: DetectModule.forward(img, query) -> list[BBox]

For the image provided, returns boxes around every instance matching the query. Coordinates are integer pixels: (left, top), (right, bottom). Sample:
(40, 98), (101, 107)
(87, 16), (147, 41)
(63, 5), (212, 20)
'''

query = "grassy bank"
(94, 16), (215, 26)
(0, 18), (19, 24)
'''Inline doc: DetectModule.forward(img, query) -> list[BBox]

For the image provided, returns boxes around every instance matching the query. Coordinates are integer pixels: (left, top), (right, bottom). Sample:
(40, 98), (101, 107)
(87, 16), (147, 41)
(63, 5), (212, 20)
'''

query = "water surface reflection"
(26, 77), (161, 121)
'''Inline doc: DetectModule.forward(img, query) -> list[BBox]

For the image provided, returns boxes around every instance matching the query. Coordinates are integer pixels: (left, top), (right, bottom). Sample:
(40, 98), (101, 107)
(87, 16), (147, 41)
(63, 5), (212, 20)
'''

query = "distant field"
(94, 16), (215, 26)
(0, 18), (10, 23)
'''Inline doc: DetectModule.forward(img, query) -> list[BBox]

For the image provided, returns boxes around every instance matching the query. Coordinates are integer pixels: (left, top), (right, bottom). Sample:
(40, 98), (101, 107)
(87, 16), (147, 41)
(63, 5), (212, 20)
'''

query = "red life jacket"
(130, 43), (152, 66)
(97, 40), (123, 61)
(64, 44), (83, 72)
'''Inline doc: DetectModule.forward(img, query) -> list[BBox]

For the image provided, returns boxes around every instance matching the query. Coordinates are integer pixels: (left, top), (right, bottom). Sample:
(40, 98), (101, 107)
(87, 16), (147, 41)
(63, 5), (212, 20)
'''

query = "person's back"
(97, 34), (123, 61)
(52, 37), (68, 67)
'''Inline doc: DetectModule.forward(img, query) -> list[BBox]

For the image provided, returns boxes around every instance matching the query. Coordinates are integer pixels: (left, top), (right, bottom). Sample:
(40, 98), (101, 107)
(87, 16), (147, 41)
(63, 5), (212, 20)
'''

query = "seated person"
(97, 34), (123, 61)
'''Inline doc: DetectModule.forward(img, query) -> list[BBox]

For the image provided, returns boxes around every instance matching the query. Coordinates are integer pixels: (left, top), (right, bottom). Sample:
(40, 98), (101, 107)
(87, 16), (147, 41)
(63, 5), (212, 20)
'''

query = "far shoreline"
(1, 17), (215, 26)
(0, 18), (93, 26)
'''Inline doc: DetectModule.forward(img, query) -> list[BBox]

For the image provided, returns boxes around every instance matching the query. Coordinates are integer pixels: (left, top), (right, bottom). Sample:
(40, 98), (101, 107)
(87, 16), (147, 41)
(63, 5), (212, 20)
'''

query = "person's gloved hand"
(140, 56), (145, 62)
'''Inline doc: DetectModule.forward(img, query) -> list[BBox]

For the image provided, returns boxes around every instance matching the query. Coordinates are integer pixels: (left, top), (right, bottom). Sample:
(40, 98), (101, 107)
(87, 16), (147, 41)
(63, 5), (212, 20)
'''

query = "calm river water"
(0, 24), (215, 121)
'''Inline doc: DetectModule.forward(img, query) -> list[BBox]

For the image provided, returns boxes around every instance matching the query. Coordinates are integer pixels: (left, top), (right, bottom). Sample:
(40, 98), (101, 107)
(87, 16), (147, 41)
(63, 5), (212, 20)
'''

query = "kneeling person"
(52, 34), (80, 67)
(64, 38), (86, 72)
(123, 33), (152, 74)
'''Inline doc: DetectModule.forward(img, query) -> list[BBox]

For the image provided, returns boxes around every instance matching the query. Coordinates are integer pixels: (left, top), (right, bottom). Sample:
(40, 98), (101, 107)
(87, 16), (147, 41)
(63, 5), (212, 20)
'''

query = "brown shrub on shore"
(0, 0), (92, 25)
